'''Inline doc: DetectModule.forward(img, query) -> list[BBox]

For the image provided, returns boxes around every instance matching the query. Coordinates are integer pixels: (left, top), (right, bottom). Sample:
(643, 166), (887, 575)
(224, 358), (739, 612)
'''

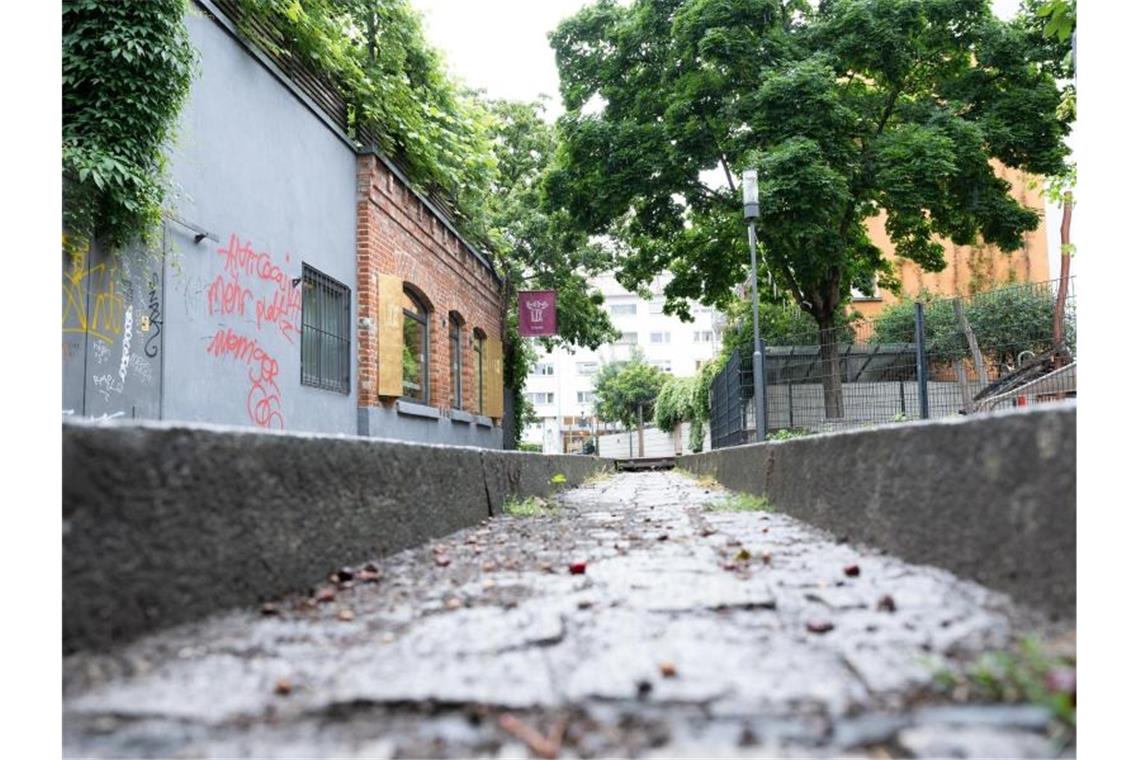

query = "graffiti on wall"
(62, 250), (126, 345)
(204, 234), (297, 429)
(206, 326), (284, 429)
(63, 248), (163, 413)
(208, 234), (301, 344)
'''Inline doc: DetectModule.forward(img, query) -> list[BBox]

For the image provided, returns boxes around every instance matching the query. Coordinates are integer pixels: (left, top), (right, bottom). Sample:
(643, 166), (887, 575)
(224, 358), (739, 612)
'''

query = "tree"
(545, 0), (1072, 418)
(481, 98), (619, 446)
(1017, 0), (1075, 364)
(593, 351), (668, 454)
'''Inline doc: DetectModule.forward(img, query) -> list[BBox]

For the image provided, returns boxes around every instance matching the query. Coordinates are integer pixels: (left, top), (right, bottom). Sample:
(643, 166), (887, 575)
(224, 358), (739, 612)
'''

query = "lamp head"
(742, 169), (759, 220)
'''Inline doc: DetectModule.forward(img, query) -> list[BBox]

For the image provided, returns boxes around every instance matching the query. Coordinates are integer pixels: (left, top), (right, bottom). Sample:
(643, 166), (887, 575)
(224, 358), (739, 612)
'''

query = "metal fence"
(708, 277), (1076, 448)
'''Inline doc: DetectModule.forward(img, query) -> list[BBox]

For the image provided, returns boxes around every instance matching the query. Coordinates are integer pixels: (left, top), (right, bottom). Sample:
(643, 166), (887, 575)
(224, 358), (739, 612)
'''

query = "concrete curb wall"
(63, 421), (612, 652)
(677, 403), (1075, 621)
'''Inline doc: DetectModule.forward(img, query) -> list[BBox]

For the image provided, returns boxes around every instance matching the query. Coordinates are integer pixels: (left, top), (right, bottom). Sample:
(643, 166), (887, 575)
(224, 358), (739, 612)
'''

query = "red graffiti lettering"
(255, 285), (303, 344)
(207, 274), (252, 317)
(206, 327), (285, 429)
(217, 234), (290, 290)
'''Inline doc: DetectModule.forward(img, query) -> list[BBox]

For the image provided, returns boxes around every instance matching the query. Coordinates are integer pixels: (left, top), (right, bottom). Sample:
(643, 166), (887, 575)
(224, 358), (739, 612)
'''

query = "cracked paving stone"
(64, 471), (1069, 758)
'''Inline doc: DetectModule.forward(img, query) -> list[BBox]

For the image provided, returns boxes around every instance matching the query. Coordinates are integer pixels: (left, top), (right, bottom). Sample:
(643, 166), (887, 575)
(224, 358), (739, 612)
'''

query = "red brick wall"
(355, 154), (502, 415)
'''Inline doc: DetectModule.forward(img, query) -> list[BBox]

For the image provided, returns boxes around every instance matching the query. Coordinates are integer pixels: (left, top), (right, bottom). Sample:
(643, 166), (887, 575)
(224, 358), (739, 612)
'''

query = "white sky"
(413, 0), (1025, 114)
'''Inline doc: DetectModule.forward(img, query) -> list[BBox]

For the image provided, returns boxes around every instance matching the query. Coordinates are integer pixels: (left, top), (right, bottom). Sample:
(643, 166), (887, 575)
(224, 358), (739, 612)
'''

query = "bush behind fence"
(709, 278), (1076, 447)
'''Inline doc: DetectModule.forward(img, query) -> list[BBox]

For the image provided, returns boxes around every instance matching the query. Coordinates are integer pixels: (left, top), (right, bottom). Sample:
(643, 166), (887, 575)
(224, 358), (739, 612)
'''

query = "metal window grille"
(300, 265), (351, 394)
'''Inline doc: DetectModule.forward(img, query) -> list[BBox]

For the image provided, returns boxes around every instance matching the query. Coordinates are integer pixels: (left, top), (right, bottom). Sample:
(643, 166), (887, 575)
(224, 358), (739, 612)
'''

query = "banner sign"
(518, 290), (557, 337)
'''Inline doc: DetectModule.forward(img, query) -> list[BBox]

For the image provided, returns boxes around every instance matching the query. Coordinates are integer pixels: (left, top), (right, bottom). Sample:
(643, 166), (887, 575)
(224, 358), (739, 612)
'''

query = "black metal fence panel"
(708, 277), (1076, 445)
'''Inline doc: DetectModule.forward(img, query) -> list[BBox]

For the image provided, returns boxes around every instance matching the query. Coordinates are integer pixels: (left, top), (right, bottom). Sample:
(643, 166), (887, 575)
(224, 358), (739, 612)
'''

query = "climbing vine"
(63, 0), (197, 251)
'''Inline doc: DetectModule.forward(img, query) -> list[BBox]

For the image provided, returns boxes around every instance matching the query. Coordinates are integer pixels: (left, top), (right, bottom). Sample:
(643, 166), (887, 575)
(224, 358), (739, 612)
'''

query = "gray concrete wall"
(62, 420), (611, 652)
(678, 403), (1075, 621)
(159, 10), (359, 436)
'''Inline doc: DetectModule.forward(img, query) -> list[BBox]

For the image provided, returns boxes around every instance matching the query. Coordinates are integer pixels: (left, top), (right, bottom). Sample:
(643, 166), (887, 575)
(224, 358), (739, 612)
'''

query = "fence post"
(915, 301), (930, 419)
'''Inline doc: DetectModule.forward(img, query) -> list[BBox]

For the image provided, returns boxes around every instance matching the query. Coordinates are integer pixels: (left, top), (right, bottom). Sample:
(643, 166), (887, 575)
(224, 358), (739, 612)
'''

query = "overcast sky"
(412, 0), (1026, 118)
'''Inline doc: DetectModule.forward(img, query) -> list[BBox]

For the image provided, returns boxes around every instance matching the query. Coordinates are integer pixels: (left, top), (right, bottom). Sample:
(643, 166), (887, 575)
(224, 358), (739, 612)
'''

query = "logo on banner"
(519, 290), (557, 337)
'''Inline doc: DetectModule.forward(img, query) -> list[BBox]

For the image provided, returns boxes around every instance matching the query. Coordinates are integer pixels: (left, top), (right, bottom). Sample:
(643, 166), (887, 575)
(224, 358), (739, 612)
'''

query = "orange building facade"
(852, 164), (1051, 319)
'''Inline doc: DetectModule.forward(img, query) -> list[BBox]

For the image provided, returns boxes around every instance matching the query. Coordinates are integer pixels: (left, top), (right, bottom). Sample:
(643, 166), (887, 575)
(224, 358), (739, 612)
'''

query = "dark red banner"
(518, 290), (557, 337)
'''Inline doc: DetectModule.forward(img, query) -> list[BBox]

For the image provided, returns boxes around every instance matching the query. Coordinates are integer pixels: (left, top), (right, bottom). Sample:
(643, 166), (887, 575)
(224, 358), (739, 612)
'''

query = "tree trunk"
(818, 315), (844, 419)
(637, 403), (645, 457)
(1052, 192), (1073, 367)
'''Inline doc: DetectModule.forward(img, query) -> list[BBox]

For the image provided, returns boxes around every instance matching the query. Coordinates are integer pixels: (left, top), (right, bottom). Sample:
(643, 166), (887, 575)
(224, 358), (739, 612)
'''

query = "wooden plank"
(483, 336), (504, 418)
(376, 274), (404, 397)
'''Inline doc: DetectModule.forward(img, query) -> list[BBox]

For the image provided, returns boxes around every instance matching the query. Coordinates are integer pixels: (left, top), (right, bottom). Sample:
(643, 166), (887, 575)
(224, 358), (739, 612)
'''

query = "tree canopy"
(593, 351), (669, 428)
(544, 0), (1072, 329)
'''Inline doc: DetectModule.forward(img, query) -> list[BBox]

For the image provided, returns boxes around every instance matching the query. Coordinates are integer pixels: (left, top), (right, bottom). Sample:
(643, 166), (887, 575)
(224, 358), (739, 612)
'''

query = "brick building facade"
(355, 154), (504, 421)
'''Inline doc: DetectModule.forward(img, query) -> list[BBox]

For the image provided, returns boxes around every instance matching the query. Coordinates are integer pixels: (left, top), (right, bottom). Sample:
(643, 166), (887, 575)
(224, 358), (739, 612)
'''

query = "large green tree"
(482, 98), (619, 446)
(545, 0), (1071, 417)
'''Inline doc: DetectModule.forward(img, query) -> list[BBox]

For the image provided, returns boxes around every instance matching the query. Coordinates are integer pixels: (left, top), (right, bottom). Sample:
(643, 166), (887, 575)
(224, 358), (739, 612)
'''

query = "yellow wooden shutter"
(376, 274), (404, 397)
(483, 336), (504, 418)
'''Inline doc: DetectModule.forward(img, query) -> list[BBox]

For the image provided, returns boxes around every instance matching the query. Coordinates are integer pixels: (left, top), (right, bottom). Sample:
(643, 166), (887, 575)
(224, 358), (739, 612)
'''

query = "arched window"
(448, 312), (463, 409)
(473, 329), (486, 415)
(402, 289), (429, 402)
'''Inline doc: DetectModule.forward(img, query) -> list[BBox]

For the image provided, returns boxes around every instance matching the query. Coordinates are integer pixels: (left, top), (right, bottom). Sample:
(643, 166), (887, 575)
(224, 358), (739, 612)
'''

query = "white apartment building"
(522, 273), (725, 453)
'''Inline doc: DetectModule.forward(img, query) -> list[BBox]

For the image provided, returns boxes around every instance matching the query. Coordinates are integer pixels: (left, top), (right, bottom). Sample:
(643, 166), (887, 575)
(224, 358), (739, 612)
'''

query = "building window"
(577, 391), (595, 403)
(576, 362), (598, 375)
(300, 265), (351, 394)
(402, 288), (429, 402)
(526, 392), (555, 405)
(610, 303), (637, 316)
(616, 332), (638, 345)
(473, 330), (485, 414)
(650, 360), (672, 373)
(693, 330), (714, 343)
(449, 313), (462, 409)
(533, 362), (555, 376)
(650, 331), (671, 344)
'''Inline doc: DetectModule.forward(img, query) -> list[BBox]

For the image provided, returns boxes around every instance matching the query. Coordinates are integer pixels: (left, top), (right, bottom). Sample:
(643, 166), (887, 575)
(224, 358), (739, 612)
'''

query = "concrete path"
(64, 471), (1071, 758)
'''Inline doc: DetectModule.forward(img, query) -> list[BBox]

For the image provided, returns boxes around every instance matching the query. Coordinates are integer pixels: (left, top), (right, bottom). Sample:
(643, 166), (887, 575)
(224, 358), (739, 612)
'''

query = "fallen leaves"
(314, 587), (337, 603)
(844, 564), (861, 577)
(658, 661), (678, 678)
(569, 561), (587, 575)
(735, 549), (752, 561)
(806, 620), (835, 634)
(274, 678), (293, 696)
(877, 594), (897, 613)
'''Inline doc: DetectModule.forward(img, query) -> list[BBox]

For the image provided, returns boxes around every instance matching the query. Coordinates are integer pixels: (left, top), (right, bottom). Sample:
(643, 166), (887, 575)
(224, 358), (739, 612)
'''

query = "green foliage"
(63, 0), (198, 250)
(545, 0), (1072, 336)
(703, 493), (772, 513)
(484, 99), (619, 355)
(517, 441), (543, 453)
(593, 350), (669, 428)
(767, 428), (810, 441)
(549, 473), (568, 485)
(654, 376), (701, 431)
(934, 637), (1075, 737)
(236, 0), (497, 234)
(872, 284), (1068, 366)
(502, 495), (558, 517)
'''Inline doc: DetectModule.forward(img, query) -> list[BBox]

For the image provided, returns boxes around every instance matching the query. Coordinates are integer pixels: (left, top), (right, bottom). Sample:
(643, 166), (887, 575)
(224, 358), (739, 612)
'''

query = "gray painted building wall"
(62, 4), (502, 448)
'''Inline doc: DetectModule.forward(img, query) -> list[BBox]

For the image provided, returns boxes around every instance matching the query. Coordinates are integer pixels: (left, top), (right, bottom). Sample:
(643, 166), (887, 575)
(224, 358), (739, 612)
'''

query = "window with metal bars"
(300, 265), (351, 394)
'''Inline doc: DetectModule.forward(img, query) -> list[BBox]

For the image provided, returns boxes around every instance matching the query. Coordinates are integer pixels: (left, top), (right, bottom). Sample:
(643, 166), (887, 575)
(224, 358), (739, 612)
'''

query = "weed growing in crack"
(703, 493), (772, 512)
(502, 496), (559, 517)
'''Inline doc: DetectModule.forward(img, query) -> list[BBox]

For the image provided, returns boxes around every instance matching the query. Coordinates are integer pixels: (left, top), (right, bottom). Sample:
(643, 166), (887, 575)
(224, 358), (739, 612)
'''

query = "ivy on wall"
(63, 0), (198, 251)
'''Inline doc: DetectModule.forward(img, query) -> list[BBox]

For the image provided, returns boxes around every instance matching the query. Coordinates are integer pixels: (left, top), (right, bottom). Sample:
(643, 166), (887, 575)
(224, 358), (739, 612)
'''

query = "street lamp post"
(742, 170), (768, 441)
